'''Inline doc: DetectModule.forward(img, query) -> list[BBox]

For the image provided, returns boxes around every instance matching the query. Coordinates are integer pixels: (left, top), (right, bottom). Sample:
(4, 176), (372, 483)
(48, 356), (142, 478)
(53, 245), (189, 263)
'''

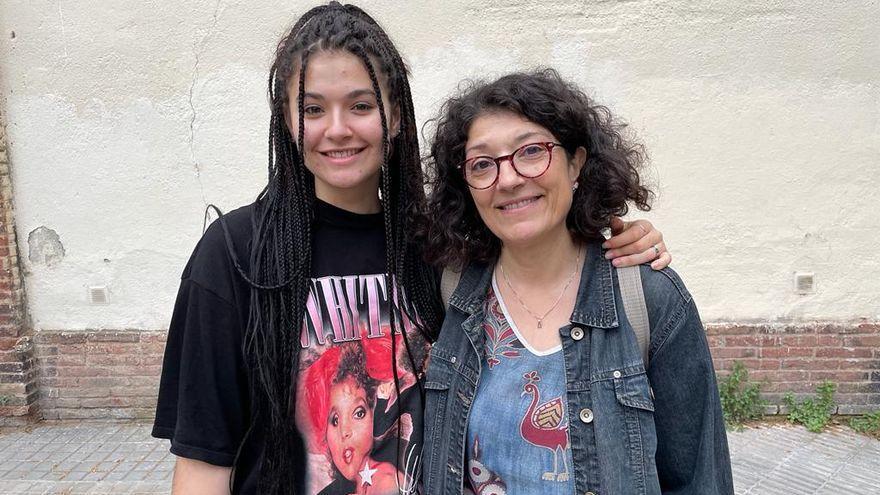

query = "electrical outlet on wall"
(794, 272), (815, 295)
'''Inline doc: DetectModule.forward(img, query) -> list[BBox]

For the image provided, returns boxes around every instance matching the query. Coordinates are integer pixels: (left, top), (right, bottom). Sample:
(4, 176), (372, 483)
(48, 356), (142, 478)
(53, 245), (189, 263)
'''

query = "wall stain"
(28, 226), (65, 266)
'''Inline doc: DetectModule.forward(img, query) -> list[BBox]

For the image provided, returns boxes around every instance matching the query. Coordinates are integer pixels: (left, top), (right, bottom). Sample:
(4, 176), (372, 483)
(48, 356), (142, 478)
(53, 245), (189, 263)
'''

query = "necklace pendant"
(537, 320), (543, 329)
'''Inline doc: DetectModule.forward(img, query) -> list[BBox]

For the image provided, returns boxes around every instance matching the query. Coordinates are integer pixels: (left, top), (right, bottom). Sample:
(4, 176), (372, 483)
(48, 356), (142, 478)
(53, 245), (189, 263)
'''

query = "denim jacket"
(422, 242), (733, 495)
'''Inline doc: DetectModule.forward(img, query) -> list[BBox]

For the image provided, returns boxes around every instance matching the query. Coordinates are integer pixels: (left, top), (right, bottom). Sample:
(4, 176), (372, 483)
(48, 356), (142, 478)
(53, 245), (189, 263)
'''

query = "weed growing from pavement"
(784, 381), (837, 433)
(718, 361), (767, 429)
(849, 411), (880, 436)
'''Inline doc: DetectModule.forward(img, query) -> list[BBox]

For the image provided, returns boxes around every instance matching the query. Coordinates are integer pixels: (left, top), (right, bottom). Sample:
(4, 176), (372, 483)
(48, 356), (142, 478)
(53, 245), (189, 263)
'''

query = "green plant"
(718, 361), (767, 428)
(849, 411), (880, 434)
(784, 381), (836, 432)
(0, 395), (10, 406)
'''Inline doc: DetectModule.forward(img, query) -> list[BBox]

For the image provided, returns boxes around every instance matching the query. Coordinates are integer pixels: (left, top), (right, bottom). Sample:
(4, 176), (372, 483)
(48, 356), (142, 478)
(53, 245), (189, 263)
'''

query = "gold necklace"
(498, 247), (581, 329)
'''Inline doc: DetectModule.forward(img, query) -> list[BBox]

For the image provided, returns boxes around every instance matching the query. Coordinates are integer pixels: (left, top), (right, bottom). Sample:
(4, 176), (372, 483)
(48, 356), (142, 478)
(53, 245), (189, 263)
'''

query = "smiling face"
(287, 50), (399, 212)
(326, 377), (375, 481)
(465, 110), (585, 248)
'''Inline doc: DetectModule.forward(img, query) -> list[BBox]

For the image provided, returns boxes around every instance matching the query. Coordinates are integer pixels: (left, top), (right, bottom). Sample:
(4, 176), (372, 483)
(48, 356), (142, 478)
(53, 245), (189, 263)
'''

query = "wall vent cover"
(89, 286), (109, 304)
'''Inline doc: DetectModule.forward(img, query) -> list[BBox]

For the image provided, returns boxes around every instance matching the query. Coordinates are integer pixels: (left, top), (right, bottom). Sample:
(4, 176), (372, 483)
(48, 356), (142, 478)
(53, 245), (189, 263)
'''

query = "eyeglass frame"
(457, 141), (564, 190)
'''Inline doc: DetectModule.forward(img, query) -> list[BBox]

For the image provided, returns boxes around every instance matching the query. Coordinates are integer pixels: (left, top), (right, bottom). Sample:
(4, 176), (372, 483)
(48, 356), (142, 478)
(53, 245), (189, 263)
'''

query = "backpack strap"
(617, 265), (651, 367)
(440, 267), (462, 308)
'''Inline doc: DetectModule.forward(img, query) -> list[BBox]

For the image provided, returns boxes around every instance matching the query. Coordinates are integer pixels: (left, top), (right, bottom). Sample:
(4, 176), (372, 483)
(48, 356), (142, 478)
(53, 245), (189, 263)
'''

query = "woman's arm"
(171, 457), (232, 495)
(604, 217), (671, 270)
(649, 297), (734, 494)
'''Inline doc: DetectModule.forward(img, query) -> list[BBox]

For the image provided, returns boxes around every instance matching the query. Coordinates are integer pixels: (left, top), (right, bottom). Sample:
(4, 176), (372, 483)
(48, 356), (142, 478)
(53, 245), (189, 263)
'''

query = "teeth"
(501, 198), (537, 210)
(325, 149), (360, 158)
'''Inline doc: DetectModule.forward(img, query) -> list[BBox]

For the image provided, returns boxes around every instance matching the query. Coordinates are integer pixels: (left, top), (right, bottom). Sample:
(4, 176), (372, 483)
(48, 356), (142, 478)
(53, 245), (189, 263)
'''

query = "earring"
(572, 182), (579, 191)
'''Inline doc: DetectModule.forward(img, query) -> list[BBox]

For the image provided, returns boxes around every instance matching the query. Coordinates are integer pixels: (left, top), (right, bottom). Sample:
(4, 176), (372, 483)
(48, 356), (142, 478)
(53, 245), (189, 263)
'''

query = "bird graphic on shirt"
(520, 370), (571, 482)
(465, 435), (507, 495)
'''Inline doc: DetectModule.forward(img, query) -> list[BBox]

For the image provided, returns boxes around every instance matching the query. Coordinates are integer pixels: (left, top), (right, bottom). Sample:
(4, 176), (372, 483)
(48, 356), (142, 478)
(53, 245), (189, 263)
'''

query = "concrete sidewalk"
(0, 421), (878, 494)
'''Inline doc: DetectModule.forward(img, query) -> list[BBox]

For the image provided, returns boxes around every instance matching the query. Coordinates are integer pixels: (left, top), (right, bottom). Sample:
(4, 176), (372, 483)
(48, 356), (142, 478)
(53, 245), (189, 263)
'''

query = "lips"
(497, 195), (541, 211)
(320, 148), (365, 159)
(343, 447), (354, 464)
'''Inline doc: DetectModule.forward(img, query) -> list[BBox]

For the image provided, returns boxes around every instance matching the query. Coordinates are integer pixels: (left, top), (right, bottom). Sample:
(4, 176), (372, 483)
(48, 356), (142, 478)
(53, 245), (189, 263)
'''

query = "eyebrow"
(465, 130), (549, 155)
(302, 89), (378, 100)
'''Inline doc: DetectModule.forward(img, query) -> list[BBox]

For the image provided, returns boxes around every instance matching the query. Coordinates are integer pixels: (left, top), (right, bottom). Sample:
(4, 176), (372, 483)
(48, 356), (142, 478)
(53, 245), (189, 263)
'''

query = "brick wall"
(25, 322), (880, 420)
(709, 322), (880, 414)
(34, 330), (165, 419)
(0, 108), (38, 425)
(34, 331), (165, 420)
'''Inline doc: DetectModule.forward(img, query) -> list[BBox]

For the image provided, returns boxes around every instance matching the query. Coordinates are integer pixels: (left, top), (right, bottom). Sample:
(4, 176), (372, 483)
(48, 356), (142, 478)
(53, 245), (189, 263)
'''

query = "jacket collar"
(449, 241), (620, 329)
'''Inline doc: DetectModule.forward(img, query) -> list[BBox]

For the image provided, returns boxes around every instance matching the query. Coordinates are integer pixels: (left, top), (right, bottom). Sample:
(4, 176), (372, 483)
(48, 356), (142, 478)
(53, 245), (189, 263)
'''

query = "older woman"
(420, 70), (733, 495)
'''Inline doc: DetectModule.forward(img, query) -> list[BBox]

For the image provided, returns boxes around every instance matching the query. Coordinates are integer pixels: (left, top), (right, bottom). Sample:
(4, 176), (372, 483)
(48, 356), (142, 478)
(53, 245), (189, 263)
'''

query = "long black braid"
(217, 3), (443, 493)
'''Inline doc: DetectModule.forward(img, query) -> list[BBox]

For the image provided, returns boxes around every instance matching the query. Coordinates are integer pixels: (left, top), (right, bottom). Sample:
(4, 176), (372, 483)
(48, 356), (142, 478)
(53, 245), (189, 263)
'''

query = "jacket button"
(570, 327), (584, 341)
(612, 370), (622, 379)
(579, 408), (593, 423)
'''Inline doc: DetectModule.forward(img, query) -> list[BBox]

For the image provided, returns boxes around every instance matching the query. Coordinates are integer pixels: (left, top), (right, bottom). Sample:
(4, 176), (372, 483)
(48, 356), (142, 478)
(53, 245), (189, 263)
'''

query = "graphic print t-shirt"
(465, 276), (575, 495)
(152, 201), (430, 495)
(296, 202), (429, 495)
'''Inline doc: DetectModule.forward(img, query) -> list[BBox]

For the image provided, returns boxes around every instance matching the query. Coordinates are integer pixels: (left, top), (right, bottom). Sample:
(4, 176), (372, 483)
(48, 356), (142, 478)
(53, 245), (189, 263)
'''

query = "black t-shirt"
(153, 200), (430, 495)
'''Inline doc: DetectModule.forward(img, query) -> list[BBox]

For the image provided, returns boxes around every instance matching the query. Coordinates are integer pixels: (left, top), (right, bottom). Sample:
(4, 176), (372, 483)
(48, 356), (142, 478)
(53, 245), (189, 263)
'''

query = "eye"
(352, 102), (375, 112)
(354, 406), (367, 419)
(303, 105), (323, 116)
(517, 143), (547, 160)
(467, 158), (495, 175)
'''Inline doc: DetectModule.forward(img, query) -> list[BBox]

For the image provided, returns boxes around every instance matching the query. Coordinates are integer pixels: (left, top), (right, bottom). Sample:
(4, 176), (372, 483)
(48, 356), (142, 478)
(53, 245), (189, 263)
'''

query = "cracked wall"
(0, 0), (878, 331)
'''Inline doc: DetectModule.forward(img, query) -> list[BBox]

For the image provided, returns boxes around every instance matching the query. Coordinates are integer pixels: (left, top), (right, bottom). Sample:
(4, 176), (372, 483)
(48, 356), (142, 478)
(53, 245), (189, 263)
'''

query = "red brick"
(748, 370), (809, 381)
(86, 354), (140, 366)
(760, 347), (814, 358)
(710, 347), (757, 359)
(34, 333), (88, 345)
(705, 325), (756, 336)
(780, 335), (818, 347)
(140, 342), (167, 354)
(817, 335), (842, 346)
(140, 333), (167, 344)
(844, 335), (880, 347)
(87, 332), (141, 343)
(815, 348), (873, 359)
(809, 371), (869, 382)
(0, 337), (18, 351)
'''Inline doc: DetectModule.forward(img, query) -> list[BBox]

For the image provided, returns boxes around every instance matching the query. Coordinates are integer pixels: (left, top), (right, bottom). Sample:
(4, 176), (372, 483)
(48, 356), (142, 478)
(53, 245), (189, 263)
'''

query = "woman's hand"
(603, 217), (671, 270)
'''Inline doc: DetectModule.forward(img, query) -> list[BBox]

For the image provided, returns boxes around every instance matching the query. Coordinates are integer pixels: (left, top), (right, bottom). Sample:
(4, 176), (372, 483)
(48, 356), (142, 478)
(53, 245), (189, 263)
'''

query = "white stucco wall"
(0, 0), (877, 330)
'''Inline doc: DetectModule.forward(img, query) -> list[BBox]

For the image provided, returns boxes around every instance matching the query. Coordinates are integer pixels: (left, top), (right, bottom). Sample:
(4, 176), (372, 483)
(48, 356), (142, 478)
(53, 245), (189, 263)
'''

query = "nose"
(325, 108), (353, 141)
(495, 156), (524, 190)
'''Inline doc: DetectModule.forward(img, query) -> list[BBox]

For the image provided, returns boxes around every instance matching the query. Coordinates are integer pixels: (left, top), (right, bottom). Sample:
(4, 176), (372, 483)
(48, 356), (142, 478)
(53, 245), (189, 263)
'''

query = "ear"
(389, 105), (401, 139)
(569, 146), (587, 182)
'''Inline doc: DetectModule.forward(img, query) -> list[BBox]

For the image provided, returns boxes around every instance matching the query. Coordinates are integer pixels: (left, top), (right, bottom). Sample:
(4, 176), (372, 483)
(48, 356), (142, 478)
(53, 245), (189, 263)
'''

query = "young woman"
(152, 3), (671, 494)
(420, 70), (733, 494)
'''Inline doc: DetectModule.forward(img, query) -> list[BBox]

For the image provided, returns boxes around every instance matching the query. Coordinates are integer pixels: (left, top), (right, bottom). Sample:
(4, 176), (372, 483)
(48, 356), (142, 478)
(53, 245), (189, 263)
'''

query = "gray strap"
(618, 265), (650, 367)
(440, 268), (462, 308)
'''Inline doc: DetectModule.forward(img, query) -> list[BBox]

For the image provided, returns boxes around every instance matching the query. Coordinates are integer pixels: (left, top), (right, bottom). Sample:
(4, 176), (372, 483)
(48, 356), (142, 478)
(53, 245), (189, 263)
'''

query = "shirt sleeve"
(152, 275), (250, 467)
(649, 297), (734, 494)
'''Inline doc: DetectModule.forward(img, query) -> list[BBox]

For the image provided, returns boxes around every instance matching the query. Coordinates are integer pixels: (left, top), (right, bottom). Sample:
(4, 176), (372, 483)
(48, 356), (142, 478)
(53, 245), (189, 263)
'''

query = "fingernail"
(602, 241), (610, 248)
(612, 258), (621, 266)
(604, 251), (613, 259)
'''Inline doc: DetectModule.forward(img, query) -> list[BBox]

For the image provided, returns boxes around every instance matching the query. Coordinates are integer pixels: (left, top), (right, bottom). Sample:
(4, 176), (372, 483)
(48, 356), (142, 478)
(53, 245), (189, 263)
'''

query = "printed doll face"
(326, 377), (374, 480)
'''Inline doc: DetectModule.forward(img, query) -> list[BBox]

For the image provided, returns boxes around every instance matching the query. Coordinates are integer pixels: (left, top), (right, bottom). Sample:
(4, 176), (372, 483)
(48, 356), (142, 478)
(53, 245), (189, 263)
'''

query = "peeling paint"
(28, 226), (65, 266)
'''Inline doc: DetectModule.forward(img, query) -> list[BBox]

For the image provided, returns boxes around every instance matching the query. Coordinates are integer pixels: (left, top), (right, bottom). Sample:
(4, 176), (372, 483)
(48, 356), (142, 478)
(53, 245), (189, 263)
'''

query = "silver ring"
(652, 245), (660, 257)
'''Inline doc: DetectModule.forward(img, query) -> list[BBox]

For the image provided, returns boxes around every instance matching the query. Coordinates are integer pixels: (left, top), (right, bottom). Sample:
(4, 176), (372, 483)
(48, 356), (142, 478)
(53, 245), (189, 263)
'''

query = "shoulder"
(182, 203), (256, 295)
(635, 264), (692, 309)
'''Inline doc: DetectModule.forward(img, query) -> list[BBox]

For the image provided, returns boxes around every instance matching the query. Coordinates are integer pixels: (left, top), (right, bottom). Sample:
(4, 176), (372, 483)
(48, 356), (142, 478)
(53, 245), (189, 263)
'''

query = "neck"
(499, 229), (580, 286)
(315, 182), (382, 214)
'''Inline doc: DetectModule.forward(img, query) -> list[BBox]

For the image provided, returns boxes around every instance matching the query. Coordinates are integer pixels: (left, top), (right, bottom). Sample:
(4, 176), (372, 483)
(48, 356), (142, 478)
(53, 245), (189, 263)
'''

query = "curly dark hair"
(420, 68), (653, 268)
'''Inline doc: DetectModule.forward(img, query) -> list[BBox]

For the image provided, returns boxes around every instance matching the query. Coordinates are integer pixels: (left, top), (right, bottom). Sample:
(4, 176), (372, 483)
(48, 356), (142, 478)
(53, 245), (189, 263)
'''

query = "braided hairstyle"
(228, 3), (443, 493)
